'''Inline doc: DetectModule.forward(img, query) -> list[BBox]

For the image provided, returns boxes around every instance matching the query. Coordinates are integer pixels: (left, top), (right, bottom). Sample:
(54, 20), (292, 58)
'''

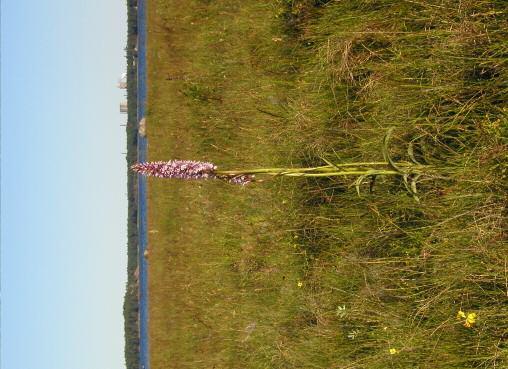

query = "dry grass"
(145, 1), (507, 368)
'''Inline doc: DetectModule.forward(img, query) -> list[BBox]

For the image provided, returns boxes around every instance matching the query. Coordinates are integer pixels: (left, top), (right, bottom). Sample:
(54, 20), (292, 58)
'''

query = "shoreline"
(136, 0), (149, 368)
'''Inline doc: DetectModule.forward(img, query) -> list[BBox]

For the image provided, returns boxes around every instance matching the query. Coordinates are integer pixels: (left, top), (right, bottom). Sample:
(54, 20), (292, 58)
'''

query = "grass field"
(144, 1), (507, 368)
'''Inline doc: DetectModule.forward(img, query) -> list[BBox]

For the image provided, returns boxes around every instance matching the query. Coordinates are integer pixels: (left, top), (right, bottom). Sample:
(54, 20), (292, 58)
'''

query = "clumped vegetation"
(123, 1), (140, 369)
(143, 0), (507, 368)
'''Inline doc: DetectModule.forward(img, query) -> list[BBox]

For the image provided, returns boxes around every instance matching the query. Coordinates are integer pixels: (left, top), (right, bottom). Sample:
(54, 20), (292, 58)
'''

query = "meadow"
(144, 1), (507, 368)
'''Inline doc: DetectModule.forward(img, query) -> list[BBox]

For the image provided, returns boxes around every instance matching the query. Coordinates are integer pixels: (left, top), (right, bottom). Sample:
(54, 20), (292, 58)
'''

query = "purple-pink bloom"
(225, 174), (255, 186)
(131, 160), (217, 180)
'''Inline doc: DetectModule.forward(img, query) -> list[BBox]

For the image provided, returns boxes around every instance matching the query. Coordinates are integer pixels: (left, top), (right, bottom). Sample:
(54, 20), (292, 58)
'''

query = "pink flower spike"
(131, 160), (217, 180)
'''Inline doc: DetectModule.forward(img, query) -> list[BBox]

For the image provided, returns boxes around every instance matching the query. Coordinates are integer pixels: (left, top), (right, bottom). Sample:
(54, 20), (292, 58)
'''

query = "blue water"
(137, 0), (149, 369)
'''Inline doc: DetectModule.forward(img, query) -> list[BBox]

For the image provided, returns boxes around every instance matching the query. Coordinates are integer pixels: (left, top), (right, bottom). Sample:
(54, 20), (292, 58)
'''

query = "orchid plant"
(132, 128), (431, 201)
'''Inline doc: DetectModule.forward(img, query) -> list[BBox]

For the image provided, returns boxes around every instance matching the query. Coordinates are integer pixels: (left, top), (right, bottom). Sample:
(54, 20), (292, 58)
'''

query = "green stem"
(217, 169), (406, 177)
(216, 162), (426, 176)
(271, 170), (401, 177)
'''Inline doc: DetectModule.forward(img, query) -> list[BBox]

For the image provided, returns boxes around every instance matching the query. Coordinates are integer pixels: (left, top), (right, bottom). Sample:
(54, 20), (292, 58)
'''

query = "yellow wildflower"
(464, 313), (477, 328)
(389, 348), (399, 355)
(297, 281), (303, 288)
(457, 310), (477, 328)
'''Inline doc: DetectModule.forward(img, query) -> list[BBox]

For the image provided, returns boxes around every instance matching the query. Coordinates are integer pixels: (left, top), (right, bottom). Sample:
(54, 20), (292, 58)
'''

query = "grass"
(144, 1), (507, 368)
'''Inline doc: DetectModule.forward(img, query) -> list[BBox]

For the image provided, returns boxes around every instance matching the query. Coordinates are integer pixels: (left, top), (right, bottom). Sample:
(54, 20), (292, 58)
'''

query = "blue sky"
(1, 1), (128, 368)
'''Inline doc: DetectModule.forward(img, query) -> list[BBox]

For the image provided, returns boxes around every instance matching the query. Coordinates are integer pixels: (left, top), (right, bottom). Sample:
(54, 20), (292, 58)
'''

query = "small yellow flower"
(457, 310), (466, 320)
(464, 313), (477, 328)
(297, 281), (303, 288)
(457, 310), (477, 328)
(389, 348), (399, 355)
